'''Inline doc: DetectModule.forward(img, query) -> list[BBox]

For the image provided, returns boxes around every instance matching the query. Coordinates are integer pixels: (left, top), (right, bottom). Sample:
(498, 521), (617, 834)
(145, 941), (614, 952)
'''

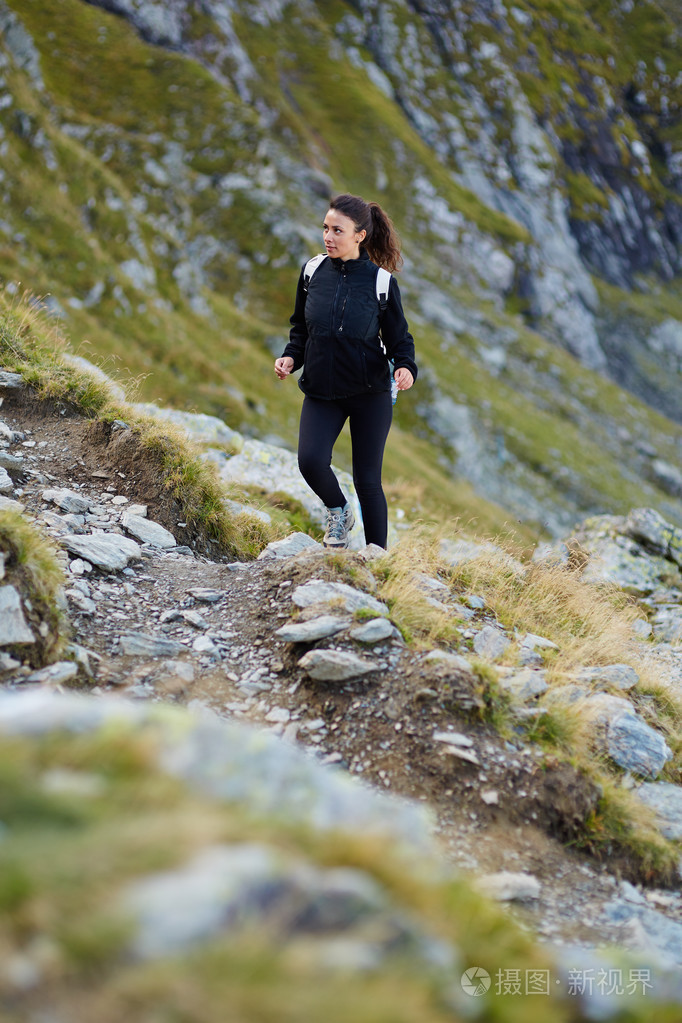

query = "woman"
(274, 193), (417, 550)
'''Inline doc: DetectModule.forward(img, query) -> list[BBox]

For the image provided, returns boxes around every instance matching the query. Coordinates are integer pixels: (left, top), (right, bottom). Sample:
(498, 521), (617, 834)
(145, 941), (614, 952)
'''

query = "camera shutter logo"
(461, 967), (491, 996)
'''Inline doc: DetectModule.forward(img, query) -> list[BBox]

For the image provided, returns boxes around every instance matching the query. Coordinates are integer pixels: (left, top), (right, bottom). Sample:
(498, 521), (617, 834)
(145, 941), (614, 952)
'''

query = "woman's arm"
(381, 278), (418, 385)
(277, 268), (308, 371)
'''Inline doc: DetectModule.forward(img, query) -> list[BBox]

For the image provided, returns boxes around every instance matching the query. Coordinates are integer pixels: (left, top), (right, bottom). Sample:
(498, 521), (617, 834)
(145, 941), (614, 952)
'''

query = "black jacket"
(281, 250), (418, 400)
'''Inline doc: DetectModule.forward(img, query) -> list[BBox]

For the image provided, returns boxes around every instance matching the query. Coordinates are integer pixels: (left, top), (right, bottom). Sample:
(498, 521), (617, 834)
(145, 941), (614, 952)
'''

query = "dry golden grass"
(378, 526), (682, 876)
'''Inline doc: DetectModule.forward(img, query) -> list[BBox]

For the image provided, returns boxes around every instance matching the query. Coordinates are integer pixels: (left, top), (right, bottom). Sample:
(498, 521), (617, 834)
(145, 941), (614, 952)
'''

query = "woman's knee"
(298, 450), (329, 483)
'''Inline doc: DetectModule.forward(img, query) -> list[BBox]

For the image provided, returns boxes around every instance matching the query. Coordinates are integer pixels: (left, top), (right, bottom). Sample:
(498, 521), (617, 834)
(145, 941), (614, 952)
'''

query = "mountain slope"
(0, 0), (682, 535)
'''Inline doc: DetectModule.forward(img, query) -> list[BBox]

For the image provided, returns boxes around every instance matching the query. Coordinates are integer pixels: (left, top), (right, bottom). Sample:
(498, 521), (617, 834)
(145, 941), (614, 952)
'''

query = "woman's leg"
(347, 391), (393, 547)
(298, 396), (348, 508)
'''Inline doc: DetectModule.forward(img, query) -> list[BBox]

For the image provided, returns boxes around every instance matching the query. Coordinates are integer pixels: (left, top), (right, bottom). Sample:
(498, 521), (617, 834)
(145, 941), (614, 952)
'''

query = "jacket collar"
(329, 249), (371, 272)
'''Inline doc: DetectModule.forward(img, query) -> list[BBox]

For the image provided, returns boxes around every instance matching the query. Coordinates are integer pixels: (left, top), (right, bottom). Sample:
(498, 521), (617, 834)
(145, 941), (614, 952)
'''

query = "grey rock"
(160, 660), (195, 685)
(0, 495), (24, 513)
(224, 499), (272, 524)
(0, 651), (21, 674)
(520, 632), (559, 652)
(423, 650), (475, 675)
(122, 513), (176, 549)
(119, 633), (186, 657)
(68, 559), (92, 576)
(602, 898), (682, 967)
(0, 691), (432, 848)
(179, 610), (208, 631)
(134, 405), (244, 452)
(0, 467), (12, 494)
(635, 782), (682, 840)
(192, 635), (219, 656)
(0, 372), (24, 388)
(292, 580), (388, 616)
(607, 713), (672, 780)
(651, 459), (682, 499)
(61, 354), (127, 402)
(440, 537), (525, 576)
(575, 516), (679, 595)
(356, 543), (386, 561)
(432, 730), (474, 748)
(42, 488), (91, 514)
(542, 683), (590, 707)
(577, 692), (634, 724)
(258, 532), (323, 560)
(124, 842), (388, 960)
(497, 668), (548, 702)
(473, 625), (510, 661)
(24, 662), (78, 685)
(275, 616), (351, 643)
(578, 664), (640, 691)
(65, 589), (97, 614)
(624, 507), (682, 567)
(349, 618), (394, 643)
(532, 541), (570, 566)
(632, 618), (653, 639)
(0, 4), (44, 89)
(61, 533), (142, 571)
(651, 606), (682, 644)
(298, 648), (377, 682)
(0, 585), (34, 645)
(475, 871), (541, 902)
(413, 573), (451, 600)
(0, 453), (23, 477)
(187, 588), (225, 603)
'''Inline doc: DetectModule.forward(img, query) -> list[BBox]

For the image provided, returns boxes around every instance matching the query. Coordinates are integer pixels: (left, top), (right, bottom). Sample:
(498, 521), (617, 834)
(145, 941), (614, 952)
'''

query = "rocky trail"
(3, 382), (682, 981)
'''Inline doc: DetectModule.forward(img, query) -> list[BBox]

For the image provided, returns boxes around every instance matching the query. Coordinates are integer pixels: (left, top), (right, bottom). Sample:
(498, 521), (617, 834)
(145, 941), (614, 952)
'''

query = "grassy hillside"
(0, 0), (681, 537)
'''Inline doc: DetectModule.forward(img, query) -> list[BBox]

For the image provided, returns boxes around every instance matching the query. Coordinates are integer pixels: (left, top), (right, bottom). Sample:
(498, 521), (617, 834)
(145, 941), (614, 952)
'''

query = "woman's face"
(323, 208), (366, 261)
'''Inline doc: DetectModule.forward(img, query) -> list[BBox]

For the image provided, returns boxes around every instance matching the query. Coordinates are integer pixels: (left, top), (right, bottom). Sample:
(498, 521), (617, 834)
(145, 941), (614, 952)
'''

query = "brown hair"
(328, 193), (403, 273)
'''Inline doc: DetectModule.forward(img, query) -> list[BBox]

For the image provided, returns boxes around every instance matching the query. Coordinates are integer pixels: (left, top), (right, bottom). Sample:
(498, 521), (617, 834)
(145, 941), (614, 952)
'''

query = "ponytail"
(328, 193), (404, 273)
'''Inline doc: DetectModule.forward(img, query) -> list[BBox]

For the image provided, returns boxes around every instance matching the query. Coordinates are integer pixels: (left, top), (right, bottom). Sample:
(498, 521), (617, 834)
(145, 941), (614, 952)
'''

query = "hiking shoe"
(323, 503), (355, 549)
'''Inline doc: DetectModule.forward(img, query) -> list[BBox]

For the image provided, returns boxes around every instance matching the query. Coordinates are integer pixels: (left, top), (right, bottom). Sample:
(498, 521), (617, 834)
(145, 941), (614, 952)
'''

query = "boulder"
(607, 713), (672, 780)
(276, 616), (351, 643)
(298, 648), (377, 682)
(292, 580), (388, 616)
(42, 488), (91, 514)
(122, 513), (176, 549)
(473, 625), (510, 661)
(61, 533), (142, 571)
(0, 585), (34, 645)
(635, 782), (682, 840)
(258, 533), (323, 560)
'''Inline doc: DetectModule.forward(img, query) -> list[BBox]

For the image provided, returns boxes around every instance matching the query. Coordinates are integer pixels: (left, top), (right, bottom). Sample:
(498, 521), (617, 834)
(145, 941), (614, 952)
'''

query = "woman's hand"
(394, 367), (414, 391)
(274, 357), (294, 380)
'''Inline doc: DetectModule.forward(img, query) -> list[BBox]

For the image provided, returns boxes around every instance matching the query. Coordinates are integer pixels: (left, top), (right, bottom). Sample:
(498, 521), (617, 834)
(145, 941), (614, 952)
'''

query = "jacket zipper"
(338, 293), (348, 333)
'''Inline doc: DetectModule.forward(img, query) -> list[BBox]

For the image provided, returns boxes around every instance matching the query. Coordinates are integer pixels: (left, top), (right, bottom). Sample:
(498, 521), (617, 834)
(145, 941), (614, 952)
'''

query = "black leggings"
(298, 392), (393, 548)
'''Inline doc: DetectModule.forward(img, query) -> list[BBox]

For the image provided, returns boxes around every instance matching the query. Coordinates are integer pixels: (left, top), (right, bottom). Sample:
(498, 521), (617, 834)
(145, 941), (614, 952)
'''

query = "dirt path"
(3, 389), (681, 962)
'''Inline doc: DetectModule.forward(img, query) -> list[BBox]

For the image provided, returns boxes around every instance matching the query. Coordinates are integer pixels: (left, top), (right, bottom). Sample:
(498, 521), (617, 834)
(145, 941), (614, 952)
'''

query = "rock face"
(566, 511), (682, 594)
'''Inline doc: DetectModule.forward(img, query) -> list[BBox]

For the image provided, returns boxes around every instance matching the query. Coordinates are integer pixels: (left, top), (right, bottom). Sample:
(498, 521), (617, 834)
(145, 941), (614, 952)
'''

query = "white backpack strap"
(303, 253), (328, 291)
(375, 267), (392, 309)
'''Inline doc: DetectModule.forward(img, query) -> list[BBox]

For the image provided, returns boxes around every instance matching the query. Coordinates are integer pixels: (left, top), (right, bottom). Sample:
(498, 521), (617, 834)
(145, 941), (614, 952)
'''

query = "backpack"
(302, 254), (392, 310)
